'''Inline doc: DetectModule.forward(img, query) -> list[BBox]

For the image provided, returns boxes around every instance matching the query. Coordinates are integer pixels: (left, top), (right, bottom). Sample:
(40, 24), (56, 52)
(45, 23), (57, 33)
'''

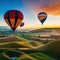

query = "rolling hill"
(37, 40), (60, 58)
(0, 36), (42, 49)
(0, 26), (10, 31)
(1, 49), (35, 60)
(0, 36), (22, 43)
(30, 28), (60, 34)
(0, 42), (30, 48)
(0, 33), (60, 59)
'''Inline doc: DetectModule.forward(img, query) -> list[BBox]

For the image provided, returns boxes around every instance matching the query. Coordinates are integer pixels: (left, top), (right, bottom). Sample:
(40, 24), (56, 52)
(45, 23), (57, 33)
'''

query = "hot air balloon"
(4, 10), (24, 31)
(20, 22), (24, 27)
(38, 12), (47, 24)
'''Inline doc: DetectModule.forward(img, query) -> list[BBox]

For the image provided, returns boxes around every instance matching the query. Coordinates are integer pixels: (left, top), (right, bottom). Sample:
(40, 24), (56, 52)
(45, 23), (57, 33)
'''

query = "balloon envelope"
(20, 22), (24, 27)
(38, 12), (47, 24)
(4, 10), (24, 31)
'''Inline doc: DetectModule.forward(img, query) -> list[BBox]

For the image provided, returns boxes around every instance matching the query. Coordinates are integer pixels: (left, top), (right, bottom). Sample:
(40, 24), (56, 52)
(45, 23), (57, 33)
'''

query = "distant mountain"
(30, 28), (60, 33)
(0, 26), (11, 31)
(17, 28), (36, 32)
(0, 26), (34, 32)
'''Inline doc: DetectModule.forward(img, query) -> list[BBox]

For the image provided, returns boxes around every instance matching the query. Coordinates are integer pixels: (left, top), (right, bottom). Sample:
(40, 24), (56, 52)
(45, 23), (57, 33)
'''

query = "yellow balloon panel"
(38, 16), (45, 20)
(5, 19), (11, 27)
(5, 19), (22, 29)
(10, 19), (15, 28)
(15, 19), (22, 28)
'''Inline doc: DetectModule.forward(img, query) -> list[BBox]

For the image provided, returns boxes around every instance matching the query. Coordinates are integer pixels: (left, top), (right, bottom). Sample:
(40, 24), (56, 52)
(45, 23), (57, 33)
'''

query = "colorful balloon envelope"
(4, 10), (24, 31)
(38, 12), (47, 24)
(20, 22), (24, 27)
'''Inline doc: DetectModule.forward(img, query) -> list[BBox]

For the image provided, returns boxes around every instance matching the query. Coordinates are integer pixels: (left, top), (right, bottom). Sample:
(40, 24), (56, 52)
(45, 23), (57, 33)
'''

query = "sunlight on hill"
(22, 25), (60, 30)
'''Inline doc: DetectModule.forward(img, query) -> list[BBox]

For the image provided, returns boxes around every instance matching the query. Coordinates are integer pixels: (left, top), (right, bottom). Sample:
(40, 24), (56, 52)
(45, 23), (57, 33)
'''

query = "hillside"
(0, 36), (42, 49)
(0, 42), (30, 48)
(30, 28), (60, 34)
(0, 26), (10, 31)
(0, 36), (22, 43)
(0, 36), (60, 59)
(37, 40), (60, 58)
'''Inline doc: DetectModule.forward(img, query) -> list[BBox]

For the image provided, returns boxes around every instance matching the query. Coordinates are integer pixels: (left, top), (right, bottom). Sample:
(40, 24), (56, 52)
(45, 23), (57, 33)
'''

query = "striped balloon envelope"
(4, 10), (24, 31)
(38, 12), (47, 24)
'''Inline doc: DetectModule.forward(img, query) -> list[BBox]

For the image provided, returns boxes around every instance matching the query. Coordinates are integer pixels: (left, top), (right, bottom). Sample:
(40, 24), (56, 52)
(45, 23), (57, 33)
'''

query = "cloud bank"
(23, 0), (60, 16)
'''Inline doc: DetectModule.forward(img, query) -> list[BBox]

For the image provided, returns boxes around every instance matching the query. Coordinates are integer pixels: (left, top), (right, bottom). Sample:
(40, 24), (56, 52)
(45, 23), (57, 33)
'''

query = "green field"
(0, 35), (60, 60)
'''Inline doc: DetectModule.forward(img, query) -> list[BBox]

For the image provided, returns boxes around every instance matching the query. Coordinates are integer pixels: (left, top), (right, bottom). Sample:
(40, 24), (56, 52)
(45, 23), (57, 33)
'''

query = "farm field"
(0, 28), (60, 60)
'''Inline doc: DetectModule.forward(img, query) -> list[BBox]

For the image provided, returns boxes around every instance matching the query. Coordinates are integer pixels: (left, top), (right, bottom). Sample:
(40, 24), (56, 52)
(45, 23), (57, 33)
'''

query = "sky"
(0, 0), (60, 29)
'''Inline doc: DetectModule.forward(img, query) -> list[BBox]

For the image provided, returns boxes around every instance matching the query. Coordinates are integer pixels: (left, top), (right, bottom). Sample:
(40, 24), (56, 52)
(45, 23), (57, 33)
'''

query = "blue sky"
(0, 0), (60, 29)
(0, 0), (33, 26)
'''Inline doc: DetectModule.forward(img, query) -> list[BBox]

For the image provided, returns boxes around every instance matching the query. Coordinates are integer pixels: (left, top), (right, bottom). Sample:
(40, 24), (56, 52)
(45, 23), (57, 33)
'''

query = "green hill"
(0, 36), (22, 43)
(0, 42), (30, 48)
(0, 36), (60, 60)
(1, 49), (35, 60)
(37, 40), (60, 58)
(30, 53), (56, 60)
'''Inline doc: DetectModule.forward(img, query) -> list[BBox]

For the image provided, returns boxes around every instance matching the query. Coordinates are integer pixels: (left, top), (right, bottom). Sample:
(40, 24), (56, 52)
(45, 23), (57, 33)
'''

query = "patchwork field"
(0, 28), (60, 60)
(0, 35), (60, 60)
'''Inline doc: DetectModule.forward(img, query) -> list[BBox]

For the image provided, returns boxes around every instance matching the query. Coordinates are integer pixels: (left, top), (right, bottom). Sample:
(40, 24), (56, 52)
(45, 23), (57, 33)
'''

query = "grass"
(30, 53), (56, 60)
(0, 36), (22, 43)
(0, 34), (60, 60)
(1, 49), (36, 60)
(0, 49), (58, 60)
(19, 34), (34, 40)
(0, 42), (30, 48)
(1, 50), (24, 60)
(36, 40), (60, 60)
(0, 36), (34, 48)
(0, 36), (42, 49)
(0, 40), (60, 60)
